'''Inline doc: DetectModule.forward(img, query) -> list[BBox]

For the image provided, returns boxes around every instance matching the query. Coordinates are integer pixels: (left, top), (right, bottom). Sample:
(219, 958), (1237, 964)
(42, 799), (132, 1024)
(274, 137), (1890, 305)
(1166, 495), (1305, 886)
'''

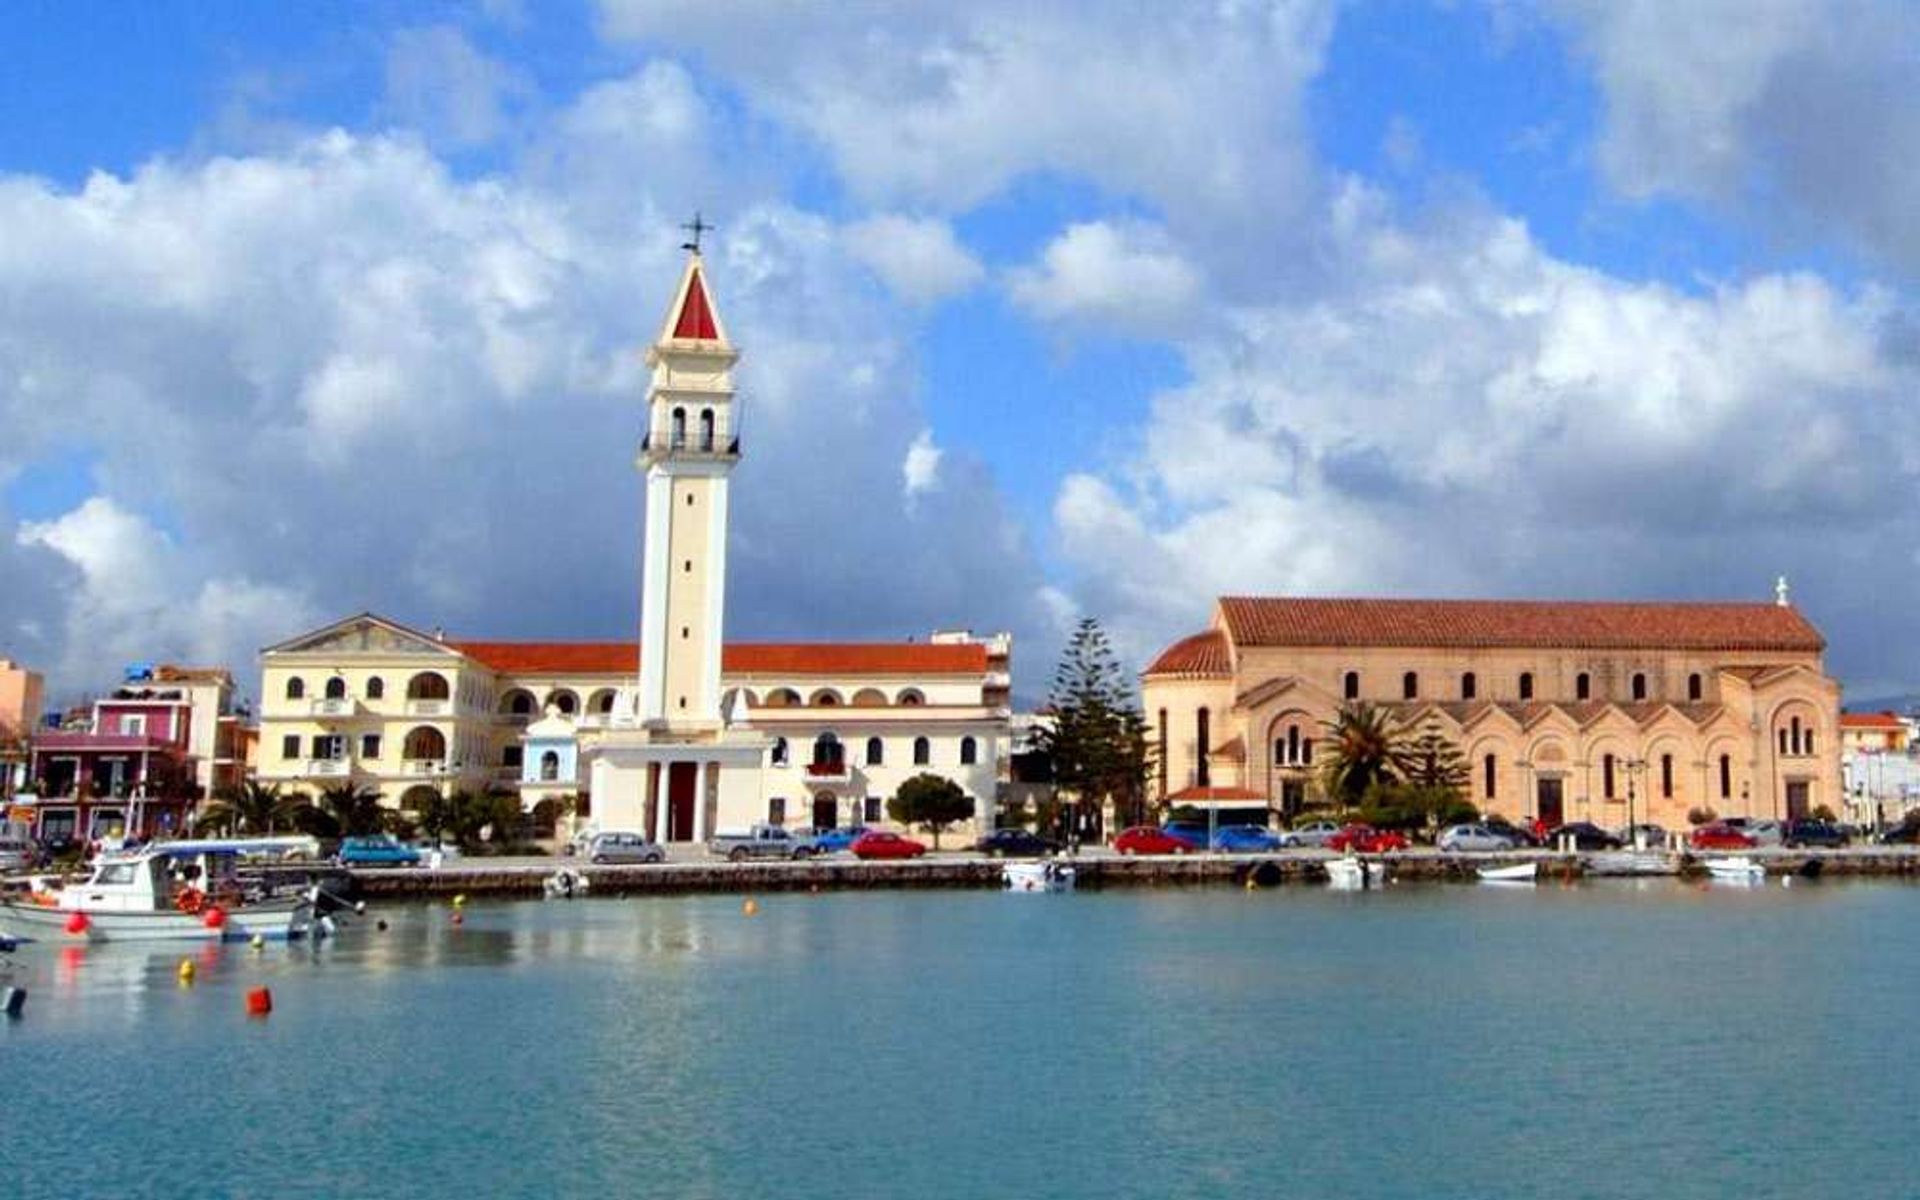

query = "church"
(255, 250), (1010, 842)
(1143, 591), (1842, 831)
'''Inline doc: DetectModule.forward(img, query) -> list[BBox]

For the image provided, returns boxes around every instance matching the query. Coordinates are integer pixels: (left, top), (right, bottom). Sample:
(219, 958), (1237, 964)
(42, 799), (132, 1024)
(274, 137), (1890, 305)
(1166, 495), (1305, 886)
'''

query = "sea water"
(4, 881), (1915, 1199)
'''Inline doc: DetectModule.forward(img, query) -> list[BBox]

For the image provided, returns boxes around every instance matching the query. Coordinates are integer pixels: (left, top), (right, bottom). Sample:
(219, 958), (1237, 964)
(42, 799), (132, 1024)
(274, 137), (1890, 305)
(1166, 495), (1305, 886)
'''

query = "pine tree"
(1037, 617), (1154, 836)
(1402, 721), (1468, 793)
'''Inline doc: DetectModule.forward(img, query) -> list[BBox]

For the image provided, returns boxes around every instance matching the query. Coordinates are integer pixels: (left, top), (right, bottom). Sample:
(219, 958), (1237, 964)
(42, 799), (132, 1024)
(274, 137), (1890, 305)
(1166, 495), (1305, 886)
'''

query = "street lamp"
(1623, 758), (1647, 847)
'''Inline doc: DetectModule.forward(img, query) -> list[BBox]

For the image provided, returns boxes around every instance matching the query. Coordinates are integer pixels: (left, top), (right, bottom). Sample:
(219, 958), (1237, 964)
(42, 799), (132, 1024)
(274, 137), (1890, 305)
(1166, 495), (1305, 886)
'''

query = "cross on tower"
(680, 212), (713, 254)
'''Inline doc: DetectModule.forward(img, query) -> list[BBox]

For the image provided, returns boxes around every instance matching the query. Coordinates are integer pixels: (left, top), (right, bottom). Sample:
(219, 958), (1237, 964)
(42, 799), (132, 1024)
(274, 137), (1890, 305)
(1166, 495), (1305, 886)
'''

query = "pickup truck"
(707, 824), (820, 862)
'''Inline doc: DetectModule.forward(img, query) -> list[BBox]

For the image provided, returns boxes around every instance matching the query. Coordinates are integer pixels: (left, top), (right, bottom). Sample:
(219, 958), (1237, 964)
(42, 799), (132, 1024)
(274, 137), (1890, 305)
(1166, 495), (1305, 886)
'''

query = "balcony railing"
(306, 758), (351, 777)
(405, 700), (450, 717)
(310, 697), (358, 717)
(804, 760), (851, 783)
(640, 432), (741, 459)
(403, 758), (447, 776)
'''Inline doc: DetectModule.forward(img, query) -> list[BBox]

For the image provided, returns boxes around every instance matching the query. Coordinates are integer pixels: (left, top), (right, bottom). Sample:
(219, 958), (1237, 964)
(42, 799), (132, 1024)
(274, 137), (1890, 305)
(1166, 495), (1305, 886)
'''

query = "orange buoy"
(245, 987), (273, 1017)
(742, 898), (759, 917)
(64, 912), (91, 937)
(450, 912), (464, 926)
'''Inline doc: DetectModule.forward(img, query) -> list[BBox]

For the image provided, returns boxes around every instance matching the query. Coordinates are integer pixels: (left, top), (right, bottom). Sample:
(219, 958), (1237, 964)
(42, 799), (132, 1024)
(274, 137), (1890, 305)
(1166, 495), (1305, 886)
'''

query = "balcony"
(804, 760), (851, 785)
(306, 758), (351, 777)
(310, 697), (359, 718)
(639, 431), (741, 462)
(405, 700), (450, 717)
(403, 758), (448, 776)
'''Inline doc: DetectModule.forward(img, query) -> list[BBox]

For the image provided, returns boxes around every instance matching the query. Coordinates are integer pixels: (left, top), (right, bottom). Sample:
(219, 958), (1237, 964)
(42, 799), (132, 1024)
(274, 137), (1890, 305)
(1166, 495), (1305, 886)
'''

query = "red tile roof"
(1217, 597), (1825, 653)
(672, 266), (719, 340)
(1841, 711), (1906, 729)
(1144, 629), (1232, 677)
(450, 640), (987, 676)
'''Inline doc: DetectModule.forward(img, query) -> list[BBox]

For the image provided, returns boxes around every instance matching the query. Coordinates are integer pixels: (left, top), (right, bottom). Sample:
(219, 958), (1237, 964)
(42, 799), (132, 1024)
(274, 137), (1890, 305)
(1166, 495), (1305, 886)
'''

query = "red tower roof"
(671, 265), (719, 341)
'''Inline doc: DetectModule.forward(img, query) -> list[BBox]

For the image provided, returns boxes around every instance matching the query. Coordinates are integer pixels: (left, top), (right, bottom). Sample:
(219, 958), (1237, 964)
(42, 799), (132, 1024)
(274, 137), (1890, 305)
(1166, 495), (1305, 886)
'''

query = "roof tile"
(1144, 629), (1232, 677)
(450, 640), (987, 676)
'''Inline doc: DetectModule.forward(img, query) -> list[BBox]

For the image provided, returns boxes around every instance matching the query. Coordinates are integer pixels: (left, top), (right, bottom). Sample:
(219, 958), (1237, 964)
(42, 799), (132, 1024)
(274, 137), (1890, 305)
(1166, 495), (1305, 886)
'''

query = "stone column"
(693, 761), (710, 842)
(650, 761), (669, 843)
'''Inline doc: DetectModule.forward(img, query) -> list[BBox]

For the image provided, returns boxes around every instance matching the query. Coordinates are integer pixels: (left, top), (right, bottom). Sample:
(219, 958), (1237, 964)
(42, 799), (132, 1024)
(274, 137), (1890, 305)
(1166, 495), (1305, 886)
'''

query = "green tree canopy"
(1320, 702), (1414, 804)
(1037, 616), (1154, 831)
(197, 780), (297, 835)
(887, 773), (974, 847)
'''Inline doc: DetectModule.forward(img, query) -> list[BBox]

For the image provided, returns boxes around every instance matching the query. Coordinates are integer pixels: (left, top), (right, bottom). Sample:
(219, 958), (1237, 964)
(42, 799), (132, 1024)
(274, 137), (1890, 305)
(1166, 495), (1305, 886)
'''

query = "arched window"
(851, 688), (888, 707)
(1687, 673), (1703, 702)
(550, 690), (579, 716)
(1461, 672), (1477, 701)
(1576, 673), (1591, 701)
(540, 750), (560, 782)
(1660, 753), (1674, 799)
(1779, 727), (1790, 755)
(325, 676), (347, 700)
(1632, 673), (1648, 701)
(1518, 672), (1534, 701)
(960, 736), (977, 765)
(1157, 709), (1169, 797)
(764, 688), (801, 708)
(812, 733), (843, 767)
(699, 408), (715, 451)
(286, 677), (305, 701)
(508, 691), (534, 715)
(1719, 754), (1732, 799)
(1804, 729), (1814, 755)
(913, 736), (931, 766)
(1484, 754), (1496, 800)
(403, 726), (447, 761)
(406, 672), (450, 701)
(1602, 753), (1616, 798)
(366, 676), (385, 700)
(1196, 708), (1211, 787)
(897, 689), (925, 706)
(1343, 671), (1359, 701)
(1402, 672), (1418, 701)
(770, 737), (789, 766)
(810, 689), (842, 707)
(1790, 716), (1802, 755)
(1288, 725), (1300, 765)
(591, 689), (616, 714)
(670, 406), (687, 448)
(866, 737), (884, 766)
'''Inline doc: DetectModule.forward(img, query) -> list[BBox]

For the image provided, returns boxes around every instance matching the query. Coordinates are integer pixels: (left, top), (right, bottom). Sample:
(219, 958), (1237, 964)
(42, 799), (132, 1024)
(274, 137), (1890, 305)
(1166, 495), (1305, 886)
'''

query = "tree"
(1319, 702), (1413, 805)
(288, 782), (391, 839)
(1402, 721), (1468, 793)
(1036, 617), (1155, 837)
(887, 774), (974, 848)
(197, 780), (296, 835)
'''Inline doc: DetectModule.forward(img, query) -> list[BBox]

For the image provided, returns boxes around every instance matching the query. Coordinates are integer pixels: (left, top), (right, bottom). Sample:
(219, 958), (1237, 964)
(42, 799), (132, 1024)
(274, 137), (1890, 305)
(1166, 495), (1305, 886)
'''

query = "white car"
(0, 837), (37, 873)
(1437, 823), (1516, 852)
(1279, 820), (1343, 848)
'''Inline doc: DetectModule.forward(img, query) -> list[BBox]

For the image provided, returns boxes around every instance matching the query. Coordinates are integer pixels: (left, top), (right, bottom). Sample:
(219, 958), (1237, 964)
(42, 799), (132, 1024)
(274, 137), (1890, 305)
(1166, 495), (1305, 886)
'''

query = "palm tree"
(197, 780), (296, 835)
(320, 782), (392, 837)
(1319, 702), (1413, 804)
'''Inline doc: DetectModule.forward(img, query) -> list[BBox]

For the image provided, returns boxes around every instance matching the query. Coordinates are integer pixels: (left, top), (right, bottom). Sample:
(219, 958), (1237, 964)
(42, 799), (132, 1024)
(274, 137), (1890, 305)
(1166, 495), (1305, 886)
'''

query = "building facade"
(1143, 593), (1842, 831)
(256, 250), (1009, 842)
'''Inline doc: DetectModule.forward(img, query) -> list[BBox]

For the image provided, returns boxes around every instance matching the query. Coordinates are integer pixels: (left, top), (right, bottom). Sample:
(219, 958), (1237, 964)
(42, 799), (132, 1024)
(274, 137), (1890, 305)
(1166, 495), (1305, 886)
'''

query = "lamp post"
(1623, 758), (1647, 848)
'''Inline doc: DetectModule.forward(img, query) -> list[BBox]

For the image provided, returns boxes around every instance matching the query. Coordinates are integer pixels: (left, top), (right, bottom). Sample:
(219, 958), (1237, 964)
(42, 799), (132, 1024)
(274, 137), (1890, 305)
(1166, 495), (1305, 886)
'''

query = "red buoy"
(245, 987), (273, 1017)
(202, 906), (227, 930)
(64, 912), (91, 937)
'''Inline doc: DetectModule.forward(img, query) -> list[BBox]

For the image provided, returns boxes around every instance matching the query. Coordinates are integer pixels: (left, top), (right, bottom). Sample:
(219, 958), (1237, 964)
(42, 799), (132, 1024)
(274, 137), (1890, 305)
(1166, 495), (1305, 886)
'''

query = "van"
(0, 837), (38, 873)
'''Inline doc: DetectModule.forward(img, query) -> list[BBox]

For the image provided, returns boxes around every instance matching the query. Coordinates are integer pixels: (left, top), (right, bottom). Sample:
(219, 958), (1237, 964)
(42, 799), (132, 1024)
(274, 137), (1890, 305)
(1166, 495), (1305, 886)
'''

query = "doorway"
(813, 794), (837, 830)
(667, 762), (697, 841)
(1280, 779), (1306, 818)
(1785, 780), (1810, 821)
(1537, 776), (1565, 827)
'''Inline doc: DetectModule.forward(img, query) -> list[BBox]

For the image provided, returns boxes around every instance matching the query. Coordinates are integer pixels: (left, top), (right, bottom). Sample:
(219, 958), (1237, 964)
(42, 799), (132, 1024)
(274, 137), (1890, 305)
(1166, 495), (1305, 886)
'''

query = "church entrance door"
(1785, 780), (1810, 821)
(813, 794), (837, 830)
(667, 762), (697, 842)
(1537, 777), (1565, 827)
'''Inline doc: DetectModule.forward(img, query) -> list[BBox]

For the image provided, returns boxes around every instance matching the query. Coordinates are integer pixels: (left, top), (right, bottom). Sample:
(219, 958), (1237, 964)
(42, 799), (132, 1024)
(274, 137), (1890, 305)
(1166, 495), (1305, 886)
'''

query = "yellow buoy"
(451, 894), (468, 908)
(176, 958), (196, 984)
(742, 898), (759, 917)
(250, 933), (266, 951)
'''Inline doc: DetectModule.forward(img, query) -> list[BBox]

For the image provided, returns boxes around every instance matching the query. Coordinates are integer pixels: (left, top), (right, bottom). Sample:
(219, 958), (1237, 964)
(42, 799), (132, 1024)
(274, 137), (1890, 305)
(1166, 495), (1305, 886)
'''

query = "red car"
(851, 831), (927, 860)
(1113, 825), (1188, 855)
(1325, 824), (1410, 853)
(1690, 822), (1757, 850)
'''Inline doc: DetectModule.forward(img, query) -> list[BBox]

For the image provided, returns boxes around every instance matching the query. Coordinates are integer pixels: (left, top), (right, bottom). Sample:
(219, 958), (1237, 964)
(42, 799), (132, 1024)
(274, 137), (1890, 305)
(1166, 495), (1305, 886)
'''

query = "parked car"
(1437, 823), (1516, 852)
(1783, 819), (1849, 849)
(1616, 823), (1670, 848)
(1211, 825), (1284, 852)
(586, 831), (666, 865)
(1160, 821), (1211, 851)
(1279, 820), (1344, 848)
(1547, 822), (1623, 851)
(708, 824), (820, 862)
(1722, 818), (1784, 846)
(0, 836), (39, 873)
(1481, 817), (1541, 848)
(1325, 824), (1410, 853)
(411, 839), (462, 867)
(1690, 822), (1758, 850)
(1114, 826), (1188, 855)
(851, 831), (926, 860)
(813, 826), (870, 854)
(974, 829), (1060, 857)
(337, 834), (422, 867)
(1877, 822), (1920, 845)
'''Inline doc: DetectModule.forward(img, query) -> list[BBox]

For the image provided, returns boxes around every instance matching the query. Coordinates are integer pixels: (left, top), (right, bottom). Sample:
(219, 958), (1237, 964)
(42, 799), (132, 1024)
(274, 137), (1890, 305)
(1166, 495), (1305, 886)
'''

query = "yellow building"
(1143, 591), (1842, 829)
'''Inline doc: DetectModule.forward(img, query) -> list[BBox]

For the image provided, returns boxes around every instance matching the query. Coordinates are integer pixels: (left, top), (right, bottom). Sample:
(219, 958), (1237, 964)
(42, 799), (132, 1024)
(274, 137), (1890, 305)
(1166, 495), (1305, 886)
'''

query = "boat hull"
(0, 897), (313, 943)
(1324, 858), (1386, 888)
(1478, 863), (1538, 883)
(1703, 857), (1766, 882)
(1002, 862), (1076, 893)
(1584, 851), (1680, 877)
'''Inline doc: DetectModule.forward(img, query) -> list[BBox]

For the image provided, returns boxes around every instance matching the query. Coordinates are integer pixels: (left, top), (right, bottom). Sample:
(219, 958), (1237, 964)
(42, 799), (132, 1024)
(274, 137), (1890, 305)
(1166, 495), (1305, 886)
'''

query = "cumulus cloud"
(1008, 220), (1201, 333)
(901, 429), (943, 498)
(383, 25), (532, 149)
(843, 214), (982, 305)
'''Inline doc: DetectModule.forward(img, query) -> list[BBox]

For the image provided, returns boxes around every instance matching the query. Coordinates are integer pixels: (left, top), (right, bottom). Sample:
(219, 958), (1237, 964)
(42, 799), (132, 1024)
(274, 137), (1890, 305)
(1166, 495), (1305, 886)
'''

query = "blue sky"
(0, 1), (1915, 703)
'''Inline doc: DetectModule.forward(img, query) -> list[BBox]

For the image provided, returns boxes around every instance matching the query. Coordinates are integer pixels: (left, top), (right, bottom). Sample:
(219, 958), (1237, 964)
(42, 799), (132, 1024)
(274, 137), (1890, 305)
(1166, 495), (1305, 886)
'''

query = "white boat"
(0, 839), (321, 943)
(544, 867), (591, 899)
(1003, 860), (1076, 893)
(1704, 856), (1766, 882)
(1324, 856), (1386, 888)
(1477, 862), (1537, 883)
(1584, 851), (1680, 877)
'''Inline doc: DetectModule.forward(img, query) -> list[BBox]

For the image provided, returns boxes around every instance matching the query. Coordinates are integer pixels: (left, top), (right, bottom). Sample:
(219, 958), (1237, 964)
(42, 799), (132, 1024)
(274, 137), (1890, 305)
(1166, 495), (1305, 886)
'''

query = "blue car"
(1160, 822), (1211, 851)
(812, 826), (868, 854)
(1211, 825), (1284, 852)
(337, 834), (422, 867)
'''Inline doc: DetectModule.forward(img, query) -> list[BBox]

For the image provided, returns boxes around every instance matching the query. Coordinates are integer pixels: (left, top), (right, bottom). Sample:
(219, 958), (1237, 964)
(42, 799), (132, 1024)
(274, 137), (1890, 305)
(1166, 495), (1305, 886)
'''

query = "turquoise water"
(4, 881), (1915, 1199)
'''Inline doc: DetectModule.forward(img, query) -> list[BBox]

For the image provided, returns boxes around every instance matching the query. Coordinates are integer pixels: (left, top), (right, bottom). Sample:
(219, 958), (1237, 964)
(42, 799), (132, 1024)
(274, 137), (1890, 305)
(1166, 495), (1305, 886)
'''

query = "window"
(864, 796), (882, 823)
(506, 691), (534, 715)
(502, 745), (523, 768)
(551, 691), (578, 715)
(1602, 753), (1616, 798)
(913, 737), (930, 766)
(119, 714), (145, 736)
(671, 406), (687, 448)
(866, 737), (884, 766)
(771, 737), (789, 766)
(1790, 717), (1802, 755)
(812, 734), (844, 768)
(286, 677), (305, 701)
(406, 673), (450, 701)
(1632, 673), (1647, 701)
(1461, 672), (1477, 701)
(1157, 709), (1169, 796)
(1661, 754), (1673, 799)
(1576, 673), (1591, 701)
(360, 734), (382, 759)
(540, 751), (560, 782)
(699, 408), (715, 451)
(897, 689), (925, 706)
(1779, 728), (1789, 755)
(312, 735), (344, 761)
(1484, 754), (1496, 800)
(1343, 671), (1359, 700)
(323, 676), (347, 700)
(1687, 673), (1702, 702)
(1518, 672), (1534, 701)
(960, 736), (977, 766)
(282, 734), (300, 761)
(1719, 754), (1731, 799)
(1804, 729), (1814, 755)
(768, 797), (786, 825)
(1196, 708), (1211, 787)
(1402, 672), (1418, 701)
(1276, 724), (1310, 767)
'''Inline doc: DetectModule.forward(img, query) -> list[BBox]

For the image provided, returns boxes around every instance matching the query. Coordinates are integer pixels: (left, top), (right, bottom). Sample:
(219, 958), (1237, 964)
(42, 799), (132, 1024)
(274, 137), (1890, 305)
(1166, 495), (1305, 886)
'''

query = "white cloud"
(843, 214), (982, 305)
(1009, 220), (1201, 333)
(902, 429), (943, 498)
(383, 25), (532, 149)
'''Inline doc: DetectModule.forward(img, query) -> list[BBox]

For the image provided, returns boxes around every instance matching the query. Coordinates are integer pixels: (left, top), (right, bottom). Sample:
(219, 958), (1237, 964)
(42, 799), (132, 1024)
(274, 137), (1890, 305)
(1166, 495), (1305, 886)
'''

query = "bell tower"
(636, 247), (739, 728)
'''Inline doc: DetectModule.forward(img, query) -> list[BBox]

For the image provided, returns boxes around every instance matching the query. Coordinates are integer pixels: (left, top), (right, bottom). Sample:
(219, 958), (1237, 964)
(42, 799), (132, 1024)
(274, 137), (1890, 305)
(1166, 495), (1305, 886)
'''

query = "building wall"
(0, 658), (45, 736)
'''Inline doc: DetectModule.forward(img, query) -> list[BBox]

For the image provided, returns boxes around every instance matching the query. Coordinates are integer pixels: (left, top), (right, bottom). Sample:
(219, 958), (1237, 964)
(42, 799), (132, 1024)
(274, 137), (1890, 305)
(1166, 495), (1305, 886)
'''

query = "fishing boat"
(1584, 851), (1680, 877)
(0, 838), (323, 943)
(1703, 856), (1766, 882)
(1324, 856), (1386, 888)
(1477, 862), (1537, 883)
(1002, 860), (1076, 893)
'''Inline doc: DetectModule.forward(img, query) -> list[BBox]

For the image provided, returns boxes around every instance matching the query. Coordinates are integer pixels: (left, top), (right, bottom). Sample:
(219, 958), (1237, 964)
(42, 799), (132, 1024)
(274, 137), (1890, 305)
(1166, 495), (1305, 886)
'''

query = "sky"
(0, 0), (1916, 709)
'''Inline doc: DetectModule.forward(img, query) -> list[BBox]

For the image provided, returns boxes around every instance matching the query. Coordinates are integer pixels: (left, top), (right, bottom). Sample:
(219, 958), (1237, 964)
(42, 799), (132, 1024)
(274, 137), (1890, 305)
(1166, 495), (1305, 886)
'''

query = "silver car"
(1279, 820), (1344, 848)
(586, 831), (666, 865)
(1724, 818), (1784, 846)
(1437, 823), (1516, 852)
(0, 837), (36, 873)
